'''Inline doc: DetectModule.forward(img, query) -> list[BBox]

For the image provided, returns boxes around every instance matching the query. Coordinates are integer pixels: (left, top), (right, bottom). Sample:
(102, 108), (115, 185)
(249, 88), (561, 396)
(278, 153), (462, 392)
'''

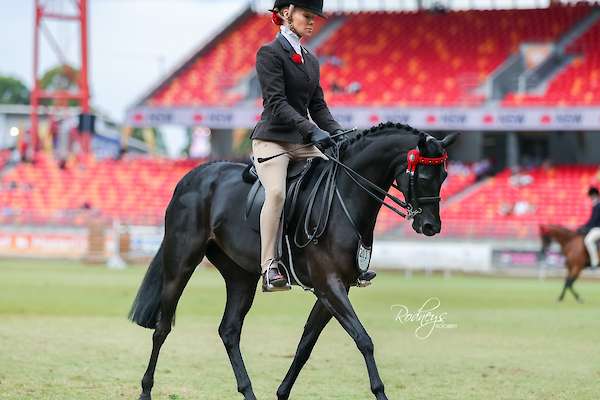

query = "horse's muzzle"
(421, 222), (440, 236)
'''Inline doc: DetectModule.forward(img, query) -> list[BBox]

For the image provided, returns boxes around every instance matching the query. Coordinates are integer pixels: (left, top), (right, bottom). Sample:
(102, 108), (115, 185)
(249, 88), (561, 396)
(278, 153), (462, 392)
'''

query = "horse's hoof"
(276, 390), (289, 400)
(138, 393), (151, 400)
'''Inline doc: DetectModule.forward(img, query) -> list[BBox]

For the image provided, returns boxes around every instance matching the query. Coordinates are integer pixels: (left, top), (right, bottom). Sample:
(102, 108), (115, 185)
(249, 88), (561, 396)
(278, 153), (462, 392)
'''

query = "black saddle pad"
(244, 159), (316, 232)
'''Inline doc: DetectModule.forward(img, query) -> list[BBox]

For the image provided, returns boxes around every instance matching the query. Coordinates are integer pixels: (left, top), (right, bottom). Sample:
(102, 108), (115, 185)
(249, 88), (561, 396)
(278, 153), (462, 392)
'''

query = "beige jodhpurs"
(251, 139), (328, 273)
(584, 227), (600, 267)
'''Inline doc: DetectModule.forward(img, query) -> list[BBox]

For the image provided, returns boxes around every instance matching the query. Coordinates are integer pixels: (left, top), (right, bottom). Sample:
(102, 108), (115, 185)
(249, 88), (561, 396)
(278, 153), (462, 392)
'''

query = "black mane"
(339, 121), (426, 155)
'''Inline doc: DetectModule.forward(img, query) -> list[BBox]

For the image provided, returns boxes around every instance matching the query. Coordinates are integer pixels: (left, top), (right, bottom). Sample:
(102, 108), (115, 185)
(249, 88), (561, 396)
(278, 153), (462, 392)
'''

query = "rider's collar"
(280, 25), (303, 55)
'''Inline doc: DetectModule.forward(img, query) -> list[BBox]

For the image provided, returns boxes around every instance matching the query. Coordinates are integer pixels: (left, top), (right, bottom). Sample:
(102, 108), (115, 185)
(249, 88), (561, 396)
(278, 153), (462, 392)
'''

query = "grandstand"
(441, 164), (600, 237)
(377, 164), (600, 237)
(124, 1), (600, 240)
(313, 5), (592, 106)
(504, 13), (600, 105)
(137, 3), (598, 109)
(2, 1), (600, 264)
(0, 154), (202, 227)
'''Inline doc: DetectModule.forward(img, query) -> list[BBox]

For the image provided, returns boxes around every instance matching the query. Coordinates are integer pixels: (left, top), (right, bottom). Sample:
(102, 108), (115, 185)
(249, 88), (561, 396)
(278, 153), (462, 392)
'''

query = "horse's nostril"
(422, 223), (434, 235)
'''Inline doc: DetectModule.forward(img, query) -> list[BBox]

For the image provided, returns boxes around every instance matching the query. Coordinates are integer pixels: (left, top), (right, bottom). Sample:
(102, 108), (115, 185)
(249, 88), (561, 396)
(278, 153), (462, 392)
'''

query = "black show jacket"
(251, 33), (342, 144)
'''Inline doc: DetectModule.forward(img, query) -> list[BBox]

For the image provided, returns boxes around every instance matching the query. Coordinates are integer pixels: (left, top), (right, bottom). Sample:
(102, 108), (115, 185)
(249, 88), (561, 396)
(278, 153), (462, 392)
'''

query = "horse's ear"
(539, 224), (547, 235)
(441, 132), (460, 148)
(417, 132), (427, 149)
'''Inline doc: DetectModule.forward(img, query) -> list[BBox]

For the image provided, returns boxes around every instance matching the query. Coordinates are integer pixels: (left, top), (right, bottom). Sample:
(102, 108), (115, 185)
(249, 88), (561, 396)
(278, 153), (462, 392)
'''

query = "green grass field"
(0, 259), (599, 400)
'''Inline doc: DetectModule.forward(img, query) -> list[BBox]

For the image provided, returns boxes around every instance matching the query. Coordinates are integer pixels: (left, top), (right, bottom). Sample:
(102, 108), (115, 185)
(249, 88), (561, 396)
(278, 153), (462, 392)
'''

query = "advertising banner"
(127, 106), (600, 131)
(0, 229), (88, 258)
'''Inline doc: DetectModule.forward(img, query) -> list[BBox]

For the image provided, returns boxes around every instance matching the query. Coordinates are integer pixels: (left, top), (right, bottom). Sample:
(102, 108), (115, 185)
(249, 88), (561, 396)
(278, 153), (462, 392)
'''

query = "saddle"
(240, 153), (374, 290)
(242, 158), (316, 233)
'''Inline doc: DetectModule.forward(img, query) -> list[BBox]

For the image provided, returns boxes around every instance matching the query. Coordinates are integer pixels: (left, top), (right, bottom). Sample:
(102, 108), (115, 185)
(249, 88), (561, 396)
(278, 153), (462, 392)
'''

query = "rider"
(251, 0), (373, 292)
(578, 186), (600, 270)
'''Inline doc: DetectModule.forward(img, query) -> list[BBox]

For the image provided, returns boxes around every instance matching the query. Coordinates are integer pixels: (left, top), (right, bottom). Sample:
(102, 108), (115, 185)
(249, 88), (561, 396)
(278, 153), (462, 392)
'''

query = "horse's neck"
(339, 132), (415, 242)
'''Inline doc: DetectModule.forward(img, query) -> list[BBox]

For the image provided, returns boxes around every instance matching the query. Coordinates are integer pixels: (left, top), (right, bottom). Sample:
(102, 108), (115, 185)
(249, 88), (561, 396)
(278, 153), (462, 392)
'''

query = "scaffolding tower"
(30, 0), (91, 156)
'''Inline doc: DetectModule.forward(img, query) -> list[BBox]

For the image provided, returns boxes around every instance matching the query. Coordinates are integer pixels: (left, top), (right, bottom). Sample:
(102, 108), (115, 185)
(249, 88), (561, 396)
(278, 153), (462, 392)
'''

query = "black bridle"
(404, 147), (448, 210)
(331, 143), (447, 220)
(292, 141), (448, 248)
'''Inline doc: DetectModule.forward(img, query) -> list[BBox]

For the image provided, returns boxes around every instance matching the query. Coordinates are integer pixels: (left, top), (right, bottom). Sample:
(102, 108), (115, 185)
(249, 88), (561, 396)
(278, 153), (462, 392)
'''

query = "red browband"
(406, 148), (448, 175)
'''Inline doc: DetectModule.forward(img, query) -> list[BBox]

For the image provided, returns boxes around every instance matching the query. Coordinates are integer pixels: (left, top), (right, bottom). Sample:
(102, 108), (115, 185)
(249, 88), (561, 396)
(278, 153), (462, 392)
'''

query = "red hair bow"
(272, 11), (283, 26)
(291, 53), (303, 64)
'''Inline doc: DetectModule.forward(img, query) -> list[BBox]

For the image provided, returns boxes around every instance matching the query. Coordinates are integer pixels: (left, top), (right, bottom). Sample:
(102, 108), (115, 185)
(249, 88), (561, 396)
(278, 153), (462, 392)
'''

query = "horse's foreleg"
(315, 277), (388, 400)
(276, 298), (333, 400)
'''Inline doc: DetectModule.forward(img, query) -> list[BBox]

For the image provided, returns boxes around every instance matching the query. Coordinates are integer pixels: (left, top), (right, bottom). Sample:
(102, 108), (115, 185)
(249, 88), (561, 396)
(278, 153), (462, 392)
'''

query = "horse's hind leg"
(567, 269), (583, 303)
(558, 263), (574, 302)
(139, 213), (208, 400)
(207, 243), (259, 400)
(276, 298), (333, 400)
(558, 277), (569, 302)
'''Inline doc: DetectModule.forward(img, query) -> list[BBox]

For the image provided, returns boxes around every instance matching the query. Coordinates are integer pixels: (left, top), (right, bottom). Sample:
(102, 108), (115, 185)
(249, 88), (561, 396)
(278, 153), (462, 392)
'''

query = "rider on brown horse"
(577, 186), (600, 270)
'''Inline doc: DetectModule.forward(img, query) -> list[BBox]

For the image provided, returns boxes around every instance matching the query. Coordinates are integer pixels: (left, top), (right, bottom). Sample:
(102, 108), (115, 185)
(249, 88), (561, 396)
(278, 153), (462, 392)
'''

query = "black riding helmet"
(589, 186), (599, 197)
(270, 0), (326, 18)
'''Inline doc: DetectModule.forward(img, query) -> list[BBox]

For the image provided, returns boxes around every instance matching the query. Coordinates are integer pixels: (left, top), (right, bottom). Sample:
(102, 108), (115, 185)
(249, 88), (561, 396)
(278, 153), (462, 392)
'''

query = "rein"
(292, 141), (447, 247)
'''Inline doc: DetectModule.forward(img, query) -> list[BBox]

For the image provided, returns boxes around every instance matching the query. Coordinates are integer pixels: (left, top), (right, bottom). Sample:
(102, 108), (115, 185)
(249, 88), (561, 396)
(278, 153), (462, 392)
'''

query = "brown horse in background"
(539, 224), (590, 303)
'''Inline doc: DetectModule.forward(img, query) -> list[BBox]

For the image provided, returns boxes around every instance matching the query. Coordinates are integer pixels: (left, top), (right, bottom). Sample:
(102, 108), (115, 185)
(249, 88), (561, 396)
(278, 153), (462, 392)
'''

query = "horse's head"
(396, 131), (459, 236)
(539, 224), (552, 256)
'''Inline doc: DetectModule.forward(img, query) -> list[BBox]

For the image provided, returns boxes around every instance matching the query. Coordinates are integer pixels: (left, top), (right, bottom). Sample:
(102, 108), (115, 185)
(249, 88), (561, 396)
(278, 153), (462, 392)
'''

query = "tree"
(40, 64), (79, 91)
(0, 75), (30, 105)
(40, 64), (80, 106)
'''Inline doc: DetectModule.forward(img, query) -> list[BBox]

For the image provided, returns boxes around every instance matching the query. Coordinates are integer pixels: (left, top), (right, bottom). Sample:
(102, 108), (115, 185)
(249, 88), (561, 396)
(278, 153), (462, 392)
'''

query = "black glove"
(310, 127), (335, 150)
(332, 128), (349, 143)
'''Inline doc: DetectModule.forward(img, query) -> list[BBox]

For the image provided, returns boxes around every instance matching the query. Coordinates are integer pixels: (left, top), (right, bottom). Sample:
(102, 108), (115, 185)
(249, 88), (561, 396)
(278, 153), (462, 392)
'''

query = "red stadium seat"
(146, 4), (591, 107)
(439, 165), (599, 238)
(375, 165), (600, 238)
(503, 19), (600, 106)
(0, 156), (205, 226)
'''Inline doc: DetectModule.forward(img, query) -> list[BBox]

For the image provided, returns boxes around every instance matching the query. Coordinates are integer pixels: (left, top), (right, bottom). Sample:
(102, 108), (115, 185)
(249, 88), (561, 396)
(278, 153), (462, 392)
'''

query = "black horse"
(129, 122), (458, 400)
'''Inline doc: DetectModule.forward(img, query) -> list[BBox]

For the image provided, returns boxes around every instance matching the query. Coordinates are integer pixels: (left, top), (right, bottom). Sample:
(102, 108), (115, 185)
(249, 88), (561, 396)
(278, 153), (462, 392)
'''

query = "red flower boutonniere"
(291, 53), (303, 64)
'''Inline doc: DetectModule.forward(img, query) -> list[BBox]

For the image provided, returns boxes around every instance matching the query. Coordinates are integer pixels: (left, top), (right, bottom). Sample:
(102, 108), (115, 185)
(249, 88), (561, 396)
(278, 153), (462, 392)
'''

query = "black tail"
(128, 242), (164, 329)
